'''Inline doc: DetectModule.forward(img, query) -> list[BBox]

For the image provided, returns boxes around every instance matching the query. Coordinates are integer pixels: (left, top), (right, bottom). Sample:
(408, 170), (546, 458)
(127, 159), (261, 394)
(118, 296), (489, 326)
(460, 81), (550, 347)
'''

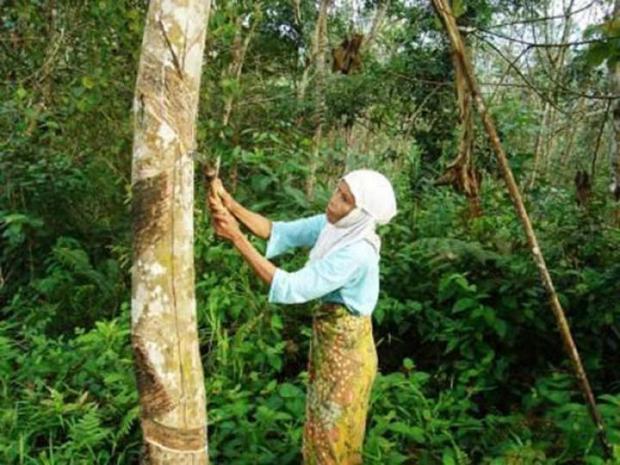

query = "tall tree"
(609, 0), (620, 202)
(528, 0), (576, 190)
(131, 1), (211, 464)
(306, 0), (332, 198)
(221, 3), (262, 130)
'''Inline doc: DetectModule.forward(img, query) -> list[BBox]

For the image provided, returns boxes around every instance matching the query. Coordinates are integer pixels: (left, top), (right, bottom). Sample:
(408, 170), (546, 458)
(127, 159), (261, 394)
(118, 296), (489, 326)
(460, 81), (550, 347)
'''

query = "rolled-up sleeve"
(268, 246), (362, 304)
(265, 214), (327, 259)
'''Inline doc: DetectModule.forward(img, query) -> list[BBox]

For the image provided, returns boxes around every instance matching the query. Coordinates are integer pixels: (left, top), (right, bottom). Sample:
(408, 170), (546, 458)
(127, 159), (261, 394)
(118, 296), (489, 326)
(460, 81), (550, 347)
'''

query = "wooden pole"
(430, 0), (612, 457)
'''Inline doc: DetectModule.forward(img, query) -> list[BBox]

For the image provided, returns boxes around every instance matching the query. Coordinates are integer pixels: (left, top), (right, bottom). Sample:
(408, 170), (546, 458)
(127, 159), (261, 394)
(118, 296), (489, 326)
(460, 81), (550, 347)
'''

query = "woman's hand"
(209, 193), (242, 242)
(212, 178), (234, 210)
(207, 177), (272, 240)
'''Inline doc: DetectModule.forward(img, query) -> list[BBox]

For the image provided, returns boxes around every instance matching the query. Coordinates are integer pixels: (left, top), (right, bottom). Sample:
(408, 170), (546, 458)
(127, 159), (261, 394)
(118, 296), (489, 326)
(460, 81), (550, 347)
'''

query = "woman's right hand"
(209, 192), (242, 243)
(209, 177), (272, 240)
(212, 178), (234, 210)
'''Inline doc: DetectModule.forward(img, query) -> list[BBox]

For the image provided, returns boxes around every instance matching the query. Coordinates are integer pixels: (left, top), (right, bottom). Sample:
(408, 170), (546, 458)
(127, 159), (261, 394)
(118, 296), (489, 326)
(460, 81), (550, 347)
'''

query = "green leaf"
(271, 313), (283, 330)
(452, 297), (477, 313)
(388, 421), (425, 442)
(283, 185), (308, 208)
(15, 87), (27, 99)
(584, 42), (610, 67)
(442, 449), (456, 465)
(81, 76), (95, 89)
(494, 319), (508, 338)
(452, 0), (466, 18)
(278, 383), (302, 399)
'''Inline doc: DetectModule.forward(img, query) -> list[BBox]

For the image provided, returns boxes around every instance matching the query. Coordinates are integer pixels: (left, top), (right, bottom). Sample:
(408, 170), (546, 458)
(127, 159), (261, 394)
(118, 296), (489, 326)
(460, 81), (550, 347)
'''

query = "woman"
(208, 169), (397, 465)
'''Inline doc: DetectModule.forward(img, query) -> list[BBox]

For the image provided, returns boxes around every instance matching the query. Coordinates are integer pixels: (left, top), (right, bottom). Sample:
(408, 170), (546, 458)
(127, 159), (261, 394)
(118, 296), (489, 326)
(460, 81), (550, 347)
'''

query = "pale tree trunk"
(220, 5), (261, 192)
(528, 0), (575, 190)
(365, 0), (389, 50)
(306, 0), (331, 198)
(609, 0), (620, 202)
(297, 0), (331, 106)
(41, 0), (57, 106)
(530, 100), (550, 187)
(297, 63), (312, 103)
(221, 4), (261, 129)
(293, 0), (302, 26)
(343, 0), (389, 171)
(560, 96), (585, 178)
(590, 100), (611, 180)
(131, 1), (210, 464)
(431, 0), (612, 457)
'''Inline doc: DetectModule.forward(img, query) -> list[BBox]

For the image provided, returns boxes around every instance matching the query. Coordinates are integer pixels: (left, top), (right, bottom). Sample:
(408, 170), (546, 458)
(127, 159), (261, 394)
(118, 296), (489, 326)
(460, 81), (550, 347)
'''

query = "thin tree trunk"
(609, 0), (620, 202)
(297, 64), (312, 103)
(131, 1), (210, 463)
(293, 0), (302, 26)
(590, 100), (611, 180)
(41, 0), (56, 105)
(431, 0), (612, 457)
(306, 0), (331, 198)
(528, 0), (575, 190)
(365, 0), (389, 50)
(297, 1), (331, 106)
(529, 100), (550, 188)
(559, 97), (586, 181)
(221, 4), (261, 129)
(342, 0), (389, 172)
(220, 5), (261, 193)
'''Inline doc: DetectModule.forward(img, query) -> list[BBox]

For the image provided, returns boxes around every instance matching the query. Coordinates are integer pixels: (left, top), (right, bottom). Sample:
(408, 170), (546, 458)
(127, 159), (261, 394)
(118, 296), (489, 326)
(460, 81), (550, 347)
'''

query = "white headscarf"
(309, 169), (397, 262)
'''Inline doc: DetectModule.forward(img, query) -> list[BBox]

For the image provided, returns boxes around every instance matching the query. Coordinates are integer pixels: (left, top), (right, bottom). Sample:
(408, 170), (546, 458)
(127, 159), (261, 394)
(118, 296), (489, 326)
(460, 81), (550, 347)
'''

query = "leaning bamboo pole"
(430, 0), (611, 457)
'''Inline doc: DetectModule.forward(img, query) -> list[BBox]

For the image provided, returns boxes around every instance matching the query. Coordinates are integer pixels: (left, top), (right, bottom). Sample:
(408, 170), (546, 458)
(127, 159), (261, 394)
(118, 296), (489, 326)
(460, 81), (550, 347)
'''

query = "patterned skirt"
(302, 303), (378, 465)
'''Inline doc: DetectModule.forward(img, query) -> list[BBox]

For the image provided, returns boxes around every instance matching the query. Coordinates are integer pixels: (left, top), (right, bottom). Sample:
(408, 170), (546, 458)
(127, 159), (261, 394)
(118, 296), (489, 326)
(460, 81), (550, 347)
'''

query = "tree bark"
(431, 0), (612, 457)
(342, 1), (389, 171)
(131, 1), (211, 464)
(365, 0), (389, 50)
(221, 4), (261, 129)
(590, 100), (611, 180)
(528, 0), (575, 190)
(609, 0), (620, 201)
(306, 0), (331, 199)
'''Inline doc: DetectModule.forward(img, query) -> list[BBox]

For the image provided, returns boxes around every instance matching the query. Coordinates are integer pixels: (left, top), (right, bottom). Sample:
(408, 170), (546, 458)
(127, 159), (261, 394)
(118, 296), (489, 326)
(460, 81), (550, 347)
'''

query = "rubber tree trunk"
(131, 1), (211, 464)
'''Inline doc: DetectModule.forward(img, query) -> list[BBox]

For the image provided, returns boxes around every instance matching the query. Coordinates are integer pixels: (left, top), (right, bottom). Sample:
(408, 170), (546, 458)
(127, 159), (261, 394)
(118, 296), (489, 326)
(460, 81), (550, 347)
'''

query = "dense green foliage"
(1, 1), (619, 464)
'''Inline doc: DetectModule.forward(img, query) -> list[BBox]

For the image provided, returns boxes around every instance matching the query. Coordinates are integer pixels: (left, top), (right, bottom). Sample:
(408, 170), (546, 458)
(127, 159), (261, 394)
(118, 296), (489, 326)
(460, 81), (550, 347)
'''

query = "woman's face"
(326, 180), (356, 224)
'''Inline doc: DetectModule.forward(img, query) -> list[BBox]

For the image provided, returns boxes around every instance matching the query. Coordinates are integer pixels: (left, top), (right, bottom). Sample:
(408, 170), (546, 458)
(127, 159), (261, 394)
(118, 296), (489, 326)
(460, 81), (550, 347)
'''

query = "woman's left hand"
(210, 194), (242, 242)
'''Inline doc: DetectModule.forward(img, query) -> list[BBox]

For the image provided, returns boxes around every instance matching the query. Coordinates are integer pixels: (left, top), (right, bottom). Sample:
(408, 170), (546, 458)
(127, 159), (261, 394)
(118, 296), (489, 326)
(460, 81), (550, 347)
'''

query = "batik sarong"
(302, 303), (378, 465)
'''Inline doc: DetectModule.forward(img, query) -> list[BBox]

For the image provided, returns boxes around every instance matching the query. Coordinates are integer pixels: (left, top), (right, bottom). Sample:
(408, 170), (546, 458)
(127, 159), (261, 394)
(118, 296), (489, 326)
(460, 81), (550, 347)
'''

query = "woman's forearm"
(232, 233), (276, 285)
(229, 199), (272, 239)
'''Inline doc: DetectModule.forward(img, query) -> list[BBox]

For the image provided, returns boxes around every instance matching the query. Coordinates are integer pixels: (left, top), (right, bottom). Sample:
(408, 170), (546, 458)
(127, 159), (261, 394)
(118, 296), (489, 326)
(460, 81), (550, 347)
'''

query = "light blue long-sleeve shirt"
(265, 214), (379, 316)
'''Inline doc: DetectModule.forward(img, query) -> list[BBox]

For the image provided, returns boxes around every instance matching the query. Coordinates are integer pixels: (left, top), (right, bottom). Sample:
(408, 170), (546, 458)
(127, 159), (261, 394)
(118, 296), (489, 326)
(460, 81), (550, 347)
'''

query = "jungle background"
(1, 0), (620, 463)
